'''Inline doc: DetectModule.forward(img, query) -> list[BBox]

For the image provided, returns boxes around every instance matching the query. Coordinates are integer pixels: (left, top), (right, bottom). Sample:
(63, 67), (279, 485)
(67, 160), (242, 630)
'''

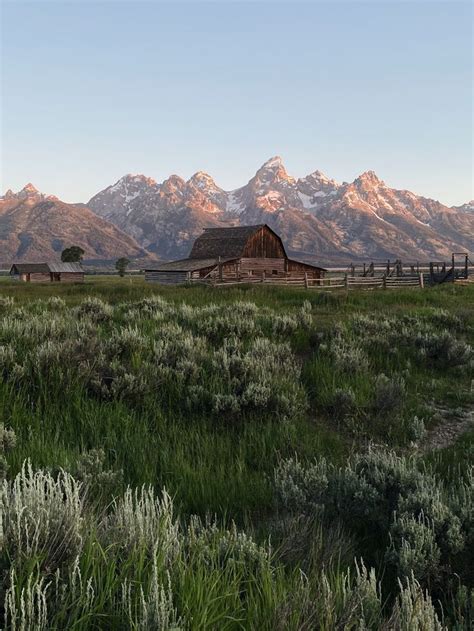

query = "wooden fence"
(190, 272), (425, 290)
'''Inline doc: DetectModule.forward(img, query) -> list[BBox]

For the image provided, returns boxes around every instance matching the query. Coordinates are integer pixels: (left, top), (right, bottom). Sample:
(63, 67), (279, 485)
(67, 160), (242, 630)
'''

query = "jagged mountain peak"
(189, 170), (214, 181)
(254, 156), (295, 186)
(162, 174), (186, 188)
(1, 183), (44, 201)
(86, 159), (473, 263)
(261, 155), (284, 168)
(188, 171), (220, 190)
(354, 170), (384, 187)
(0, 185), (149, 262)
(111, 173), (157, 189)
(311, 169), (330, 180)
(453, 200), (474, 213)
(300, 169), (339, 186)
(21, 182), (39, 193)
(126, 173), (157, 186)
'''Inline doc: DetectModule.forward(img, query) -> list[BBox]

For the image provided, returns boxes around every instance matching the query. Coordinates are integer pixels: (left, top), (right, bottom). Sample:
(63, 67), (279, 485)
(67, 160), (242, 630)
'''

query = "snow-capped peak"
(188, 171), (219, 191)
(254, 156), (295, 187)
(189, 171), (213, 181)
(309, 170), (331, 183)
(261, 156), (284, 169)
(300, 169), (339, 187)
(108, 174), (157, 194)
(121, 173), (157, 186)
(453, 200), (474, 213)
(355, 170), (384, 186)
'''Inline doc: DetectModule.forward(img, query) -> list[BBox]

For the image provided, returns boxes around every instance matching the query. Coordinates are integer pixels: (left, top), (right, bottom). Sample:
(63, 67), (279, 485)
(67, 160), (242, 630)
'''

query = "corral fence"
(187, 252), (472, 291)
(190, 272), (426, 291)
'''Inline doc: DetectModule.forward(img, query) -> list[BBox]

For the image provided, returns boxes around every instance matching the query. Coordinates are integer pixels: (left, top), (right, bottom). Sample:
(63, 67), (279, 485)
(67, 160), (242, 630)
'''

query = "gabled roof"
(145, 257), (236, 272)
(189, 224), (283, 259)
(10, 263), (50, 274)
(10, 262), (84, 274)
(288, 258), (328, 272)
(47, 262), (84, 273)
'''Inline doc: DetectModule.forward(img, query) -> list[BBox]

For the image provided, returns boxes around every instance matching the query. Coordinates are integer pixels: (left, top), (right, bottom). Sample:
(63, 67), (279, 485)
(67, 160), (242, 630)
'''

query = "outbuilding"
(10, 262), (85, 283)
(145, 224), (326, 284)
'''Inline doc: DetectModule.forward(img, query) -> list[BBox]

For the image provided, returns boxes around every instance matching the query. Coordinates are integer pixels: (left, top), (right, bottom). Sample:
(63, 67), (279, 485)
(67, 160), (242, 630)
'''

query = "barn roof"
(288, 258), (327, 272)
(145, 257), (236, 272)
(10, 263), (50, 274)
(189, 224), (285, 259)
(10, 262), (84, 274)
(47, 262), (84, 273)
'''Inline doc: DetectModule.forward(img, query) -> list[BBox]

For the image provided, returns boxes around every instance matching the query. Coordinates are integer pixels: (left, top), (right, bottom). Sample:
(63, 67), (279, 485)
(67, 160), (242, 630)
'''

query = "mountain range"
(0, 184), (147, 263)
(2, 157), (473, 264)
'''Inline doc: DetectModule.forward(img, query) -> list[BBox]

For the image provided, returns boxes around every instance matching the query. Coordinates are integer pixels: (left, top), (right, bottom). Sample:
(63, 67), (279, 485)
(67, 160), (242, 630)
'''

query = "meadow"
(0, 276), (472, 630)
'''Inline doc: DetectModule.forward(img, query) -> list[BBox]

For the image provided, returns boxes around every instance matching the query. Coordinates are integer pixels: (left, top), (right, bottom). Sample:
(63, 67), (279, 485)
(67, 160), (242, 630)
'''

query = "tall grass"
(0, 279), (472, 628)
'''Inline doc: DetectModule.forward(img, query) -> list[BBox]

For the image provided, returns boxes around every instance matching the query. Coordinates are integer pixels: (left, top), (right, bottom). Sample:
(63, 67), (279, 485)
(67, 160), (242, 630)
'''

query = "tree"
(61, 246), (85, 263)
(115, 257), (130, 277)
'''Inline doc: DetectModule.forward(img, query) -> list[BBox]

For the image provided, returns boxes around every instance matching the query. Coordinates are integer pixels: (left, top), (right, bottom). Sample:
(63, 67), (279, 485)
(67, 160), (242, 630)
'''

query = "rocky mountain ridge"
(0, 184), (149, 263)
(88, 157), (473, 262)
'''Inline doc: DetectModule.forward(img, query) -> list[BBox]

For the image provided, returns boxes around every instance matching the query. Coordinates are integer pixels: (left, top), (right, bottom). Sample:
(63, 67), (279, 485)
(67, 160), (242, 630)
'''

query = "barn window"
(272, 269), (278, 275)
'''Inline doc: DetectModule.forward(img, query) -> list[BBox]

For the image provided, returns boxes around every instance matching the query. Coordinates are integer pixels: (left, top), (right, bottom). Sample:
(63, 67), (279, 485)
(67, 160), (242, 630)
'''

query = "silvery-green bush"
(0, 296), (307, 423)
(1, 461), (84, 570)
(274, 449), (472, 590)
(0, 423), (16, 481)
(102, 486), (180, 564)
(373, 374), (406, 414)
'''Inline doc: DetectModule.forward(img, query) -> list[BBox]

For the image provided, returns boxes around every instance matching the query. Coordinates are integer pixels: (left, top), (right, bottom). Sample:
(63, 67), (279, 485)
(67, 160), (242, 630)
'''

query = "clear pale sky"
(1, 0), (472, 205)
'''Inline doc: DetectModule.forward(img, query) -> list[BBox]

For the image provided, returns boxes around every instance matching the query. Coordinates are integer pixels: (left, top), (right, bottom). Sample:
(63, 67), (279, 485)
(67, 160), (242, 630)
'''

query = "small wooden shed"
(10, 262), (85, 283)
(145, 224), (326, 284)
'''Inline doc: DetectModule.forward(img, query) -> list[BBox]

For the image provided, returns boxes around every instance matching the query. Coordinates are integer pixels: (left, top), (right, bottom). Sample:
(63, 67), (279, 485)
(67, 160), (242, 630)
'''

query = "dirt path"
(420, 403), (473, 453)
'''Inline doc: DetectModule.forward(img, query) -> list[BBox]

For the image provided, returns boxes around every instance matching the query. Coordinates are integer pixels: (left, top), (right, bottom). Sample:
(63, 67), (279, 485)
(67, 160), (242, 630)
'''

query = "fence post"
(344, 274), (348, 290)
(419, 272), (424, 289)
(383, 274), (387, 289)
(262, 270), (265, 283)
(304, 272), (308, 289)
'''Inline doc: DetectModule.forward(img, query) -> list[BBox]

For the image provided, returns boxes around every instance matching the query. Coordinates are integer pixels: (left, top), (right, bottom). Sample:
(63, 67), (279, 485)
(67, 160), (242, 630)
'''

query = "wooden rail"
(190, 272), (425, 290)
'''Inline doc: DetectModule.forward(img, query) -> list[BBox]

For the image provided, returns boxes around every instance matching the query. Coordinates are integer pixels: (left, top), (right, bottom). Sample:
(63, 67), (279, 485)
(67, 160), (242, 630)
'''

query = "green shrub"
(2, 461), (84, 570)
(415, 331), (472, 368)
(0, 424), (16, 481)
(373, 374), (406, 414)
(274, 449), (471, 591)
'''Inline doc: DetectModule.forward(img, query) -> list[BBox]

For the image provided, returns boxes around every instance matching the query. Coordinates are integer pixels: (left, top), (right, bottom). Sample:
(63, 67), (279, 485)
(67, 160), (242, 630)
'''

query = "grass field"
(0, 276), (473, 629)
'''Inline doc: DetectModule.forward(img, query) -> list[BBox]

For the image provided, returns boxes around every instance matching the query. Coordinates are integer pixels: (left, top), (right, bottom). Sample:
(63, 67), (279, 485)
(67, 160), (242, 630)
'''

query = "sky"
(1, 0), (472, 206)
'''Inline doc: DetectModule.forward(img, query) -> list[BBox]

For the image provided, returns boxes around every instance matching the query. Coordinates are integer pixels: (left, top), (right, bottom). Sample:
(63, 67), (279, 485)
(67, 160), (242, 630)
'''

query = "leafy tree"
(61, 246), (85, 262)
(115, 257), (130, 277)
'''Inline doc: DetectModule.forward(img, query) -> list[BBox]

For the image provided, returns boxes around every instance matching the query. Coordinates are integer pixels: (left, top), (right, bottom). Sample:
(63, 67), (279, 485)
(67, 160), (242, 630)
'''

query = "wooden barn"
(10, 262), (85, 283)
(145, 224), (326, 285)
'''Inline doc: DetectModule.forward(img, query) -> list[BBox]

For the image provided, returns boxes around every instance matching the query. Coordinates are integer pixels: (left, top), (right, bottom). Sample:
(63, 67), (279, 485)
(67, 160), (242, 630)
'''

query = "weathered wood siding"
(145, 270), (189, 284)
(240, 258), (286, 275)
(205, 258), (323, 281)
(196, 264), (223, 279)
(29, 273), (51, 283)
(287, 260), (323, 279)
(59, 273), (84, 283)
(241, 226), (286, 259)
